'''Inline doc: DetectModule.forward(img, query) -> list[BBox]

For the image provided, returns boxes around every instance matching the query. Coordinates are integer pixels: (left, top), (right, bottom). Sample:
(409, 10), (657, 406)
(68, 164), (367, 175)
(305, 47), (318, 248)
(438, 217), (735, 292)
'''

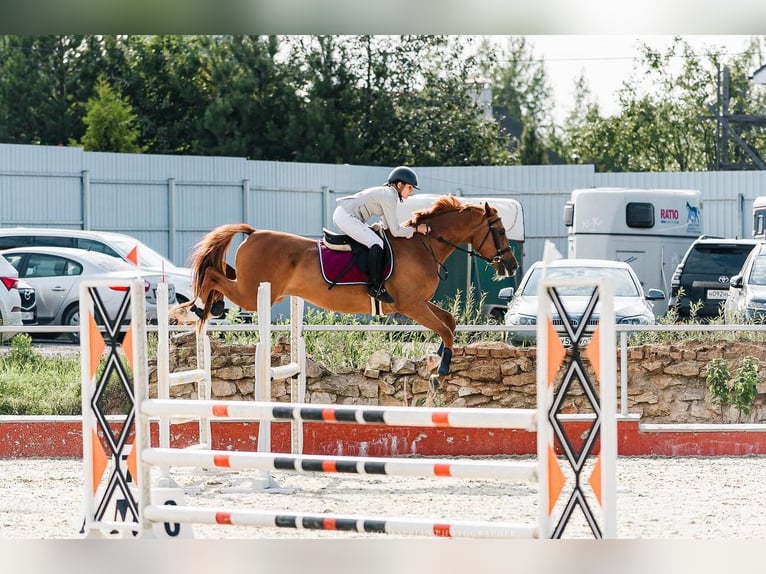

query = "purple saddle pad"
(318, 239), (393, 286)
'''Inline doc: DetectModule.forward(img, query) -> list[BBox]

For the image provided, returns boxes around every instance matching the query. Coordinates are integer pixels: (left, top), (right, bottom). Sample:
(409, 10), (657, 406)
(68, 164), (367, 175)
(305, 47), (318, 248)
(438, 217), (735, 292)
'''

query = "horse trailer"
(563, 187), (703, 317)
(753, 196), (766, 240)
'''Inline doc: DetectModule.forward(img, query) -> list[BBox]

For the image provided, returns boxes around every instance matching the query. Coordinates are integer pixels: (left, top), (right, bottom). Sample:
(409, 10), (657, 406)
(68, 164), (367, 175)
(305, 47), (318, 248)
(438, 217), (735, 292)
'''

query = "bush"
(705, 355), (761, 423)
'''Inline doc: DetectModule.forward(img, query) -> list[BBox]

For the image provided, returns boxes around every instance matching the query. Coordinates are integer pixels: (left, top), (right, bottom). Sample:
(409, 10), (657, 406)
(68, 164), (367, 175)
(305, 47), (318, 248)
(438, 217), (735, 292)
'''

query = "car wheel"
(62, 304), (80, 343)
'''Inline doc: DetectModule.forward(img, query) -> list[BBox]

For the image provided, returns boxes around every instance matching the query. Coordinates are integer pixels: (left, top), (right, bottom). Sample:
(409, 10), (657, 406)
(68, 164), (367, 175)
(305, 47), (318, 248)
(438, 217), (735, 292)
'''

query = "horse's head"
(406, 195), (519, 279)
(470, 202), (519, 279)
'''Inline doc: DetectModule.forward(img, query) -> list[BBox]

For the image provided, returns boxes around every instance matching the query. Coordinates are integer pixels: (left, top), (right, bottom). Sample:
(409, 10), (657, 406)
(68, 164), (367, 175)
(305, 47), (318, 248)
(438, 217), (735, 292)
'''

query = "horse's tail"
(190, 223), (256, 310)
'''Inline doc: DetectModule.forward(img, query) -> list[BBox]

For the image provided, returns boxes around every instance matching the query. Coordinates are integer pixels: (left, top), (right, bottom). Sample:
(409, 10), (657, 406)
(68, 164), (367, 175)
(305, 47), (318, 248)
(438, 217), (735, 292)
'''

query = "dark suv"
(668, 236), (760, 320)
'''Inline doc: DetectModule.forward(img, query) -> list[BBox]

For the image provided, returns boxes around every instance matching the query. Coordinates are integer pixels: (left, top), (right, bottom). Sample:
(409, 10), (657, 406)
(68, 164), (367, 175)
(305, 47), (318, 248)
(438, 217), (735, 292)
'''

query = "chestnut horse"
(182, 194), (518, 378)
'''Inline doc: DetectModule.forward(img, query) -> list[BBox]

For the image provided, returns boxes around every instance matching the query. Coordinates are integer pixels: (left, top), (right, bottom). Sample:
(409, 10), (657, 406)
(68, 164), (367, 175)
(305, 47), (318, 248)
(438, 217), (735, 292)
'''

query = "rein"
(419, 212), (511, 278)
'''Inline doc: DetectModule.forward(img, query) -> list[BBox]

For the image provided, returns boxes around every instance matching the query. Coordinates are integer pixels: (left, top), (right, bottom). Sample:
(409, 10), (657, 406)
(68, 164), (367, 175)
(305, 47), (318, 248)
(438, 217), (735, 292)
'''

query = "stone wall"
(149, 335), (766, 424)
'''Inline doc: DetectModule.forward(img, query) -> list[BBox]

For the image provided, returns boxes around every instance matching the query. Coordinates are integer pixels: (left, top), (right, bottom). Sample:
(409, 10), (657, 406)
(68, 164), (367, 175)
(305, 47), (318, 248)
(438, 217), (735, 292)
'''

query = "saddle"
(318, 227), (393, 288)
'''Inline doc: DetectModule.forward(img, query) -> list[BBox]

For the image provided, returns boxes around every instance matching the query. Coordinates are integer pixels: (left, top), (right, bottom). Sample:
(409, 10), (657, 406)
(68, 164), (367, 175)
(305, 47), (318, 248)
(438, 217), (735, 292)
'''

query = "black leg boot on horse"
(367, 244), (394, 304)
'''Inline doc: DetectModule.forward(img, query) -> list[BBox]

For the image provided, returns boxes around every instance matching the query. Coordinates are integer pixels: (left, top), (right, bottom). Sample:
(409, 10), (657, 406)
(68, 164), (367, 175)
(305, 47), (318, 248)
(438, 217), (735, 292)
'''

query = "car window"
(34, 236), (75, 248)
(3, 253), (23, 271)
(76, 238), (121, 257)
(522, 266), (639, 297)
(24, 254), (69, 278)
(0, 236), (32, 249)
(64, 260), (83, 276)
(684, 245), (754, 275)
(748, 256), (766, 285)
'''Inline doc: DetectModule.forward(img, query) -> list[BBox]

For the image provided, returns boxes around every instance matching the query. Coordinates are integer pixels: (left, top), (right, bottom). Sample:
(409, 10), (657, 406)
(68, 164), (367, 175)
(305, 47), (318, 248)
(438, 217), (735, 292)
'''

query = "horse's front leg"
(399, 302), (456, 384)
(426, 302), (457, 375)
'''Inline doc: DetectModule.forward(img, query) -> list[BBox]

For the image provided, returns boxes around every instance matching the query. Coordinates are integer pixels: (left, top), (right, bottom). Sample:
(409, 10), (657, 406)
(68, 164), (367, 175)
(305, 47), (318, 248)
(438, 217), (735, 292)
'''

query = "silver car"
(499, 258), (665, 347)
(2, 246), (176, 340)
(724, 242), (766, 323)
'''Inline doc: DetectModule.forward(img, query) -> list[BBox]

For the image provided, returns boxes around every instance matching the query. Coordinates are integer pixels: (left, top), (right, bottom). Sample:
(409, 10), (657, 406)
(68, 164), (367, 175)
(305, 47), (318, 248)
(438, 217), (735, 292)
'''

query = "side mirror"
(645, 288), (666, 301)
(730, 275), (743, 289)
(498, 286), (515, 301)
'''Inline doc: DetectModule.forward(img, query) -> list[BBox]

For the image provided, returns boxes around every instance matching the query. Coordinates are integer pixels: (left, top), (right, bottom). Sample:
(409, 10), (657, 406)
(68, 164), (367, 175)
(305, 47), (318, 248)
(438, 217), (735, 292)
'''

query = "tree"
(0, 35), (101, 146)
(75, 77), (145, 153)
(565, 36), (766, 172)
(518, 119), (548, 165)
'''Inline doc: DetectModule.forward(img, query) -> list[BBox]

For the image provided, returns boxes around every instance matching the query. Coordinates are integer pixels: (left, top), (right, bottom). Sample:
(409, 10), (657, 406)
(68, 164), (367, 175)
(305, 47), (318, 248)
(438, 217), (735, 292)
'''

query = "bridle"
(419, 210), (513, 279)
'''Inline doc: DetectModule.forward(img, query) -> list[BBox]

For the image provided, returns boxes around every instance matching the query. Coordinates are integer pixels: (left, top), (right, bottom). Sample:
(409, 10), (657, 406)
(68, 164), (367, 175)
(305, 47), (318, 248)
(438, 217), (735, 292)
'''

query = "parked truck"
(563, 187), (703, 316)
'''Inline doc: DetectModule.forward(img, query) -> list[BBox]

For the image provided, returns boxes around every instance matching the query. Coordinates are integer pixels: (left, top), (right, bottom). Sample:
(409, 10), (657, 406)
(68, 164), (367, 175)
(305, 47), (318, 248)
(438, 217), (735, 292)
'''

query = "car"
(498, 258), (665, 347)
(668, 236), (760, 321)
(0, 254), (36, 342)
(0, 227), (193, 305)
(2, 246), (177, 340)
(723, 242), (766, 323)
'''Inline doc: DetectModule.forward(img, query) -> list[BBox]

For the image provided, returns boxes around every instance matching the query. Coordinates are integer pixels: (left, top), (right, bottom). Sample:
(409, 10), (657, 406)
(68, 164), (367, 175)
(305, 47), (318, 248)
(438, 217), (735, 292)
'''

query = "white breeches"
(332, 206), (383, 249)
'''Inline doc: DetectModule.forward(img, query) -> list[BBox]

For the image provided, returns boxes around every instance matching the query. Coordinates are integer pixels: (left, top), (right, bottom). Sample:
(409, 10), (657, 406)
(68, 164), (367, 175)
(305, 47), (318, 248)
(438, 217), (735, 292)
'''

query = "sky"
(515, 35), (761, 124)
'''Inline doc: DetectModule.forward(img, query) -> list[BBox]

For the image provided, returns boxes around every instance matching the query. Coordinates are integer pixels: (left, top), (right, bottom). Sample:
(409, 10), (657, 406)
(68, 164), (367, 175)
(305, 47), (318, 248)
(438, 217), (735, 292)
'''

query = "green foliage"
(0, 336), (81, 415)
(706, 357), (732, 422)
(731, 356), (760, 421)
(74, 76), (146, 152)
(705, 355), (761, 423)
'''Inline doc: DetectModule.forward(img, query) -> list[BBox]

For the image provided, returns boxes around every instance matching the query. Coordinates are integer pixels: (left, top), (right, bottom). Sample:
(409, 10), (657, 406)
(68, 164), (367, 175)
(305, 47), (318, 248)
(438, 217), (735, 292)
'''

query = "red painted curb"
(3, 417), (766, 458)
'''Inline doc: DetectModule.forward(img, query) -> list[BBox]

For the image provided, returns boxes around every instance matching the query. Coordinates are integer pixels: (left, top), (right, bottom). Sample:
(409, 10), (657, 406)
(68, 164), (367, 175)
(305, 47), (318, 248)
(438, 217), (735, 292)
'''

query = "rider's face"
(399, 183), (415, 199)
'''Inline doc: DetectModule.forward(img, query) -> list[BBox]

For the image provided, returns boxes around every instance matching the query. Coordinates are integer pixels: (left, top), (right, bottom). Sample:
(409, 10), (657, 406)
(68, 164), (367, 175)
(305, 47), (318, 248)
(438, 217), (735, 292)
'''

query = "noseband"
(472, 217), (512, 264)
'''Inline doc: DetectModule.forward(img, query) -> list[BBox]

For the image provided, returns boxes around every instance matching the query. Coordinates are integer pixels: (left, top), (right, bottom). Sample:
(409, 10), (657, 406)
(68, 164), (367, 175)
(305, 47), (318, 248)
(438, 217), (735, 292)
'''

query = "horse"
(180, 194), (518, 380)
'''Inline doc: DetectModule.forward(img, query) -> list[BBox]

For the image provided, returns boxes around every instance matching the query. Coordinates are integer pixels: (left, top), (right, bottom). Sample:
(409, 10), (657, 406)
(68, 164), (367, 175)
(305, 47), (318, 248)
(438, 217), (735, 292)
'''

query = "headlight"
(617, 315), (650, 325)
(506, 313), (536, 326)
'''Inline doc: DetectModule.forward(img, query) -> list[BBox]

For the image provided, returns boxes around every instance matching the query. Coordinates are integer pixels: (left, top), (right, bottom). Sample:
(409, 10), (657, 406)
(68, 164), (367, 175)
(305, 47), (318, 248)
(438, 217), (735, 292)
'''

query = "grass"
(0, 334), (81, 415)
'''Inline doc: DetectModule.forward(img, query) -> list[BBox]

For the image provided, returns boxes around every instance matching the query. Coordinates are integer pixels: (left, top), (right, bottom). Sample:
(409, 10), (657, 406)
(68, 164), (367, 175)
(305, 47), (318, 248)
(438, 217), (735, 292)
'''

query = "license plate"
(21, 312), (34, 321)
(559, 336), (591, 347)
(707, 289), (729, 300)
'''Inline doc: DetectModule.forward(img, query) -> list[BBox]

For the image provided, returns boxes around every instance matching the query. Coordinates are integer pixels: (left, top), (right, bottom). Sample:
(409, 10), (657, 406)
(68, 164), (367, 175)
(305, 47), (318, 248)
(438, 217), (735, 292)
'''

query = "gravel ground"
(2, 455), (766, 539)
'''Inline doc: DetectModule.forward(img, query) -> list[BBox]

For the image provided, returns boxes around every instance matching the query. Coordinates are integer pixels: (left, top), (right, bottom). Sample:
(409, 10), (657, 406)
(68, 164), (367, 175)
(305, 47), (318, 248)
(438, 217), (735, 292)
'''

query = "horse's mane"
(404, 194), (495, 226)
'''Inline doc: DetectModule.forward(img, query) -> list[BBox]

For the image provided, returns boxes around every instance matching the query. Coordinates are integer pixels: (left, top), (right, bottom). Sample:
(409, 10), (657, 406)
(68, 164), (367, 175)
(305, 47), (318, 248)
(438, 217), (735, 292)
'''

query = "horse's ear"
(484, 202), (492, 216)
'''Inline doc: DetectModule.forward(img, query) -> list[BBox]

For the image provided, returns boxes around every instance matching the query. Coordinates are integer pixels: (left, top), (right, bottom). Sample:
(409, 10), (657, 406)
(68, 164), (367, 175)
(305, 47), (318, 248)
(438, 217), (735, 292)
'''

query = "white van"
(564, 188), (703, 316)
(752, 196), (766, 240)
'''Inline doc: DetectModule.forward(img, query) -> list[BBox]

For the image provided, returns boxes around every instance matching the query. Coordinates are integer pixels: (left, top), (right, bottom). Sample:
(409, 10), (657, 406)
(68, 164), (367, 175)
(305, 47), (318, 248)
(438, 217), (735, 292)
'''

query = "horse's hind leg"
(198, 267), (257, 320)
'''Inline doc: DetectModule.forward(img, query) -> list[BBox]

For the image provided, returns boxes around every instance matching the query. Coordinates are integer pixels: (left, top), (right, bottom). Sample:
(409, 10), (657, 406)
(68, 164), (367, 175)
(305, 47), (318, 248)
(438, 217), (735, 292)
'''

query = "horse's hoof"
(210, 301), (225, 317)
(429, 374), (440, 391)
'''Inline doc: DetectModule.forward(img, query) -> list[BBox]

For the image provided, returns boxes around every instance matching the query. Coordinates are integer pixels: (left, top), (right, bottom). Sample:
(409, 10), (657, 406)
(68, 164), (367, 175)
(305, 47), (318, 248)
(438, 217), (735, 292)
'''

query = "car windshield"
(748, 255), (766, 285)
(522, 266), (640, 297)
(684, 245), (754, 275)
(110, 238), (178, 270)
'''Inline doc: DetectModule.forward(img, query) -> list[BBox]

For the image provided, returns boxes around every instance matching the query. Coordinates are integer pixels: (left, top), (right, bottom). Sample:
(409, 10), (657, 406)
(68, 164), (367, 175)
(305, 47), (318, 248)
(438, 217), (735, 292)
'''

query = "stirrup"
(369, 285), (394, 304)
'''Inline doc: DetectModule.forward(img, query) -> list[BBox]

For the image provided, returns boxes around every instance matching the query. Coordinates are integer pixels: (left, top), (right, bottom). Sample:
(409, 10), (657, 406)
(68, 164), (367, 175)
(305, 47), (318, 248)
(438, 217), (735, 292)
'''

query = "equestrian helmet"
(387, 166), (419, 189)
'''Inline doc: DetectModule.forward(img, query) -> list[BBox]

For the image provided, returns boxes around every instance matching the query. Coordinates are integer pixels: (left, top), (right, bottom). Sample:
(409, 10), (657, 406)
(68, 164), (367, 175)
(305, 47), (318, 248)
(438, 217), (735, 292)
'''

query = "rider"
(333, 165), (429, 304)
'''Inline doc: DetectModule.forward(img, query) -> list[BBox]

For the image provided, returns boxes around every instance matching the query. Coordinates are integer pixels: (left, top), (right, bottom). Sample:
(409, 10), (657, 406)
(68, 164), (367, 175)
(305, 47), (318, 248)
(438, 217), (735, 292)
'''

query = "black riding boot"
(367, 244), (394, 303)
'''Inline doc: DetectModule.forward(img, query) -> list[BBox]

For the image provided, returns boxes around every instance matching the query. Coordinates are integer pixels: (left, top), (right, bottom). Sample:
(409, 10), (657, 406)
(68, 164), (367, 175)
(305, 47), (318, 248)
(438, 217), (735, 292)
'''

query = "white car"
(2, 246), (177, 340)
(498, 258), (665, 347)
(0, 254), (28, 341)
(0, 227), (193, 305)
